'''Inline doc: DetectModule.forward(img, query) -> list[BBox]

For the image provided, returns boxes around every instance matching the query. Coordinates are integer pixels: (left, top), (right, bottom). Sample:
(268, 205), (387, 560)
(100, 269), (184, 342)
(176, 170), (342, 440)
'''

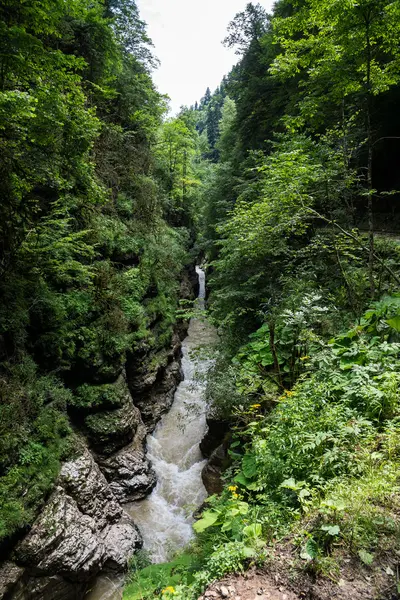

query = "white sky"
(137, 0), (275, 114)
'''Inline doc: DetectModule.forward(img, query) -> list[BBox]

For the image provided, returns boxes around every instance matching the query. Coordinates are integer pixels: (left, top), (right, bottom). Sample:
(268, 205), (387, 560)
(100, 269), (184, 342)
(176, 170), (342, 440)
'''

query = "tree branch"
(304, 206), (400, 287)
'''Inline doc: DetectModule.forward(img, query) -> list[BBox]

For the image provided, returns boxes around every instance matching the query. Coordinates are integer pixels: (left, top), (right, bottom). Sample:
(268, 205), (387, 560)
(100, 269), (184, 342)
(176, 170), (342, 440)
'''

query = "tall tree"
(271, 0), (400, 294)
(223, 2), (269, 55)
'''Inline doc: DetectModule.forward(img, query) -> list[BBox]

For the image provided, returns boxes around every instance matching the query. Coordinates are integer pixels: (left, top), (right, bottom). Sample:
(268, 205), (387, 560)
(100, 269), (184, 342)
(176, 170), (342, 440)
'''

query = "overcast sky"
(137, 0), (275, 114)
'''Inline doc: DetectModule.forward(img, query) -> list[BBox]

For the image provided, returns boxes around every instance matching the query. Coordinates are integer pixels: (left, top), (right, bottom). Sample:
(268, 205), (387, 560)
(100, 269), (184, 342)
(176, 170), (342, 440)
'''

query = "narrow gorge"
(0, 267), (218, 600)
(2, 1), (400, 599)
(87, 267), (217, 599)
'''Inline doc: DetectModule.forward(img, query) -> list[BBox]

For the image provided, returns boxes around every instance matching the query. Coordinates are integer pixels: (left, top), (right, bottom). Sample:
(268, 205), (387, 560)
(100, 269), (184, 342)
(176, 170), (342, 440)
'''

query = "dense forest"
(0, 0), (197, 560)
(2, 0), (400, 599)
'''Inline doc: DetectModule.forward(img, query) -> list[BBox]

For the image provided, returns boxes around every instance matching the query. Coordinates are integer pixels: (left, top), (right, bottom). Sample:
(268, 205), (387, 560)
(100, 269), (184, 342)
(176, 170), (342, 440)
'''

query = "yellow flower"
(162, 586), (175, 596)
(228, 485), (237, 492)
(300, 355), (310, 361)
(250, 403), (261, 409)
(232, 492), (239, 498)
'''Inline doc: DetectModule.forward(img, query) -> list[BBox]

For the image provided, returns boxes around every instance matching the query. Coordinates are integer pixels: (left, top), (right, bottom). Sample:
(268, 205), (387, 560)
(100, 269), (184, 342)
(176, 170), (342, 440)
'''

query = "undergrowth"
(127, 295), (400, 599)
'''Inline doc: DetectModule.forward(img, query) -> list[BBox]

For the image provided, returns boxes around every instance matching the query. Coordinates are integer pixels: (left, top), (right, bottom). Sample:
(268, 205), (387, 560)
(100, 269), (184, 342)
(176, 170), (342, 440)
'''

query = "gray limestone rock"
(0, 561), (24, 598)
(15, 486), (106, 581)
(59, 448), (122, 529)
(84, 393), (141, 456)
(10, 573), (86, 600)
(98, 429), (157, 502)
(93, 407), (157, 503)
(12, 449), (142, 596)
(201, 444), (230, 495)
(101, 514), (141, 571)
(135, 359), (183, 432)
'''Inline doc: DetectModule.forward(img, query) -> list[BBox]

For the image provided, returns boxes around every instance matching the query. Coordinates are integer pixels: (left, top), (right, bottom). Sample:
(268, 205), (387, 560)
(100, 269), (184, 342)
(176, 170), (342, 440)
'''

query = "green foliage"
(271, 0), (400, 123)
(72, 380), (127, 410)
(123, 553), (198, 600)
(233, 293), (329, 392)
(176, 297), (400, 597)
(155, 113), (202, 228)
(0, 0), (189, 549)
(208, 300), (400, 557)
(205, 355), (245, 418)
(163, 0), (400, 595)
(0, 358), (72, 541)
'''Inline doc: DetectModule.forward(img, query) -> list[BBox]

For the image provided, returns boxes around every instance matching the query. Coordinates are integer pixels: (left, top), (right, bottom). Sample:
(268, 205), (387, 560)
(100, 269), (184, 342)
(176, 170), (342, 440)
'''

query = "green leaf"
(193, 510), (219, 533)
(243, 523), (262, 539)
(300, 539), (318, 561)
(358, 550), (374, 566)
(230, 440), (241, 448)
(242, 453), (258, 479)
(321, 524), (340, 536)
(321, 499), (346, 511)
(280, 477), (297, 490)
(386, 316), (400, 332)
(234, 472), (250, 487)
(242, 546), (257, 558)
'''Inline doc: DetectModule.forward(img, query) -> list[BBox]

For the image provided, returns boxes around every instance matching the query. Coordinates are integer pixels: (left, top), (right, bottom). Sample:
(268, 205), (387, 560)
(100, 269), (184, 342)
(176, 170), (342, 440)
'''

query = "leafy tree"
(271, 0), (400, 293)
(223, 2), (269, 55)
(155, 115), (200, 227)
(105, 0), (157, 69)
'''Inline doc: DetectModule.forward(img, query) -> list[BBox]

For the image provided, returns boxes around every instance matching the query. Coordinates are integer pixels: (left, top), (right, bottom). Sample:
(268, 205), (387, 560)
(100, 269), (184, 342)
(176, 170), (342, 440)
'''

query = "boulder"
(180, 265), (199, 301)
(13, 449), (142, 595)
(202, 444), (231, 495)
(15, 487), (106, 581)
(135, 359), (183, 431)
(200, 413), (231, 458)
(84, 395), (141, 456)
(0, 561), (24, 598)
(59, 448), (122, 529)
(10, 574), (86, 600)
(98, 423), (157, 502)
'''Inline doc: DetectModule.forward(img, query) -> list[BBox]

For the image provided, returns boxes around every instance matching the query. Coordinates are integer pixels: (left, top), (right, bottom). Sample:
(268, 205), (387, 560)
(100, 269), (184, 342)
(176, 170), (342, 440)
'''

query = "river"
(86, 267), (216, 599)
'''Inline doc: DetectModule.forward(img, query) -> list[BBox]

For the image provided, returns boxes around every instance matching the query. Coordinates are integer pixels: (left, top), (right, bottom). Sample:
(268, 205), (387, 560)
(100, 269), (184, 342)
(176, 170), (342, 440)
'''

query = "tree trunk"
(268, 320), (283, 390)
(365, 10), (375, 296)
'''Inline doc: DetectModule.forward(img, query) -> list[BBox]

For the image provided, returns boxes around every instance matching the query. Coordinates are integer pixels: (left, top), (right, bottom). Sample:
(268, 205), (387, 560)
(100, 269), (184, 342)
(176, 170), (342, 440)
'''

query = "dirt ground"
(198, 569), (300, 600)
(198, 546), (400, 600)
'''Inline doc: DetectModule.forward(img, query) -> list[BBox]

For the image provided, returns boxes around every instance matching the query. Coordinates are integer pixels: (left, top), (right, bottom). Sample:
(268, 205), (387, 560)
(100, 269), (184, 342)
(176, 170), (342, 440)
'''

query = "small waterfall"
(86, 267), (216, 598)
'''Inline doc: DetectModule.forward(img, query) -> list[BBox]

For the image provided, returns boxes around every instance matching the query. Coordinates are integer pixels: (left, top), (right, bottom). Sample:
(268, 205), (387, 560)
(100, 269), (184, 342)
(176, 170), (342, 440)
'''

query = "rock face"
(135, 357), (183, 432)
(5, 449), (141, 599)
(200, 411), (231, 458)
(84, 396), (140, 455)
(76, 373), (157, 503)
(0, 562), (24, 599)
(202, 443), (231, 495)
(82, 373), (141, 456)
(10, 573), (87, 600)
(180, 263), (199, 301)
(1, 266), (199, 600)
(126, 332), (185, 432)
(200, 410), (232, 495)
(97, 420), (157, 502)
(16, 487), (106, 580)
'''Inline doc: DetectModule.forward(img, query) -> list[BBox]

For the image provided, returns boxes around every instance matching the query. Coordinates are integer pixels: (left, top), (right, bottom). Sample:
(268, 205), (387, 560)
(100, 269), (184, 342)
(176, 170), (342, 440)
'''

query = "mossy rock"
(84, 399), (140, 456)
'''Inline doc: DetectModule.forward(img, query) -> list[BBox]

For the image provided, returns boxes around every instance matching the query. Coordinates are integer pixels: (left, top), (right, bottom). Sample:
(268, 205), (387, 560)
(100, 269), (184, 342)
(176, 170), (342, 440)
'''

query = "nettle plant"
(233, 293), (329, 393)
